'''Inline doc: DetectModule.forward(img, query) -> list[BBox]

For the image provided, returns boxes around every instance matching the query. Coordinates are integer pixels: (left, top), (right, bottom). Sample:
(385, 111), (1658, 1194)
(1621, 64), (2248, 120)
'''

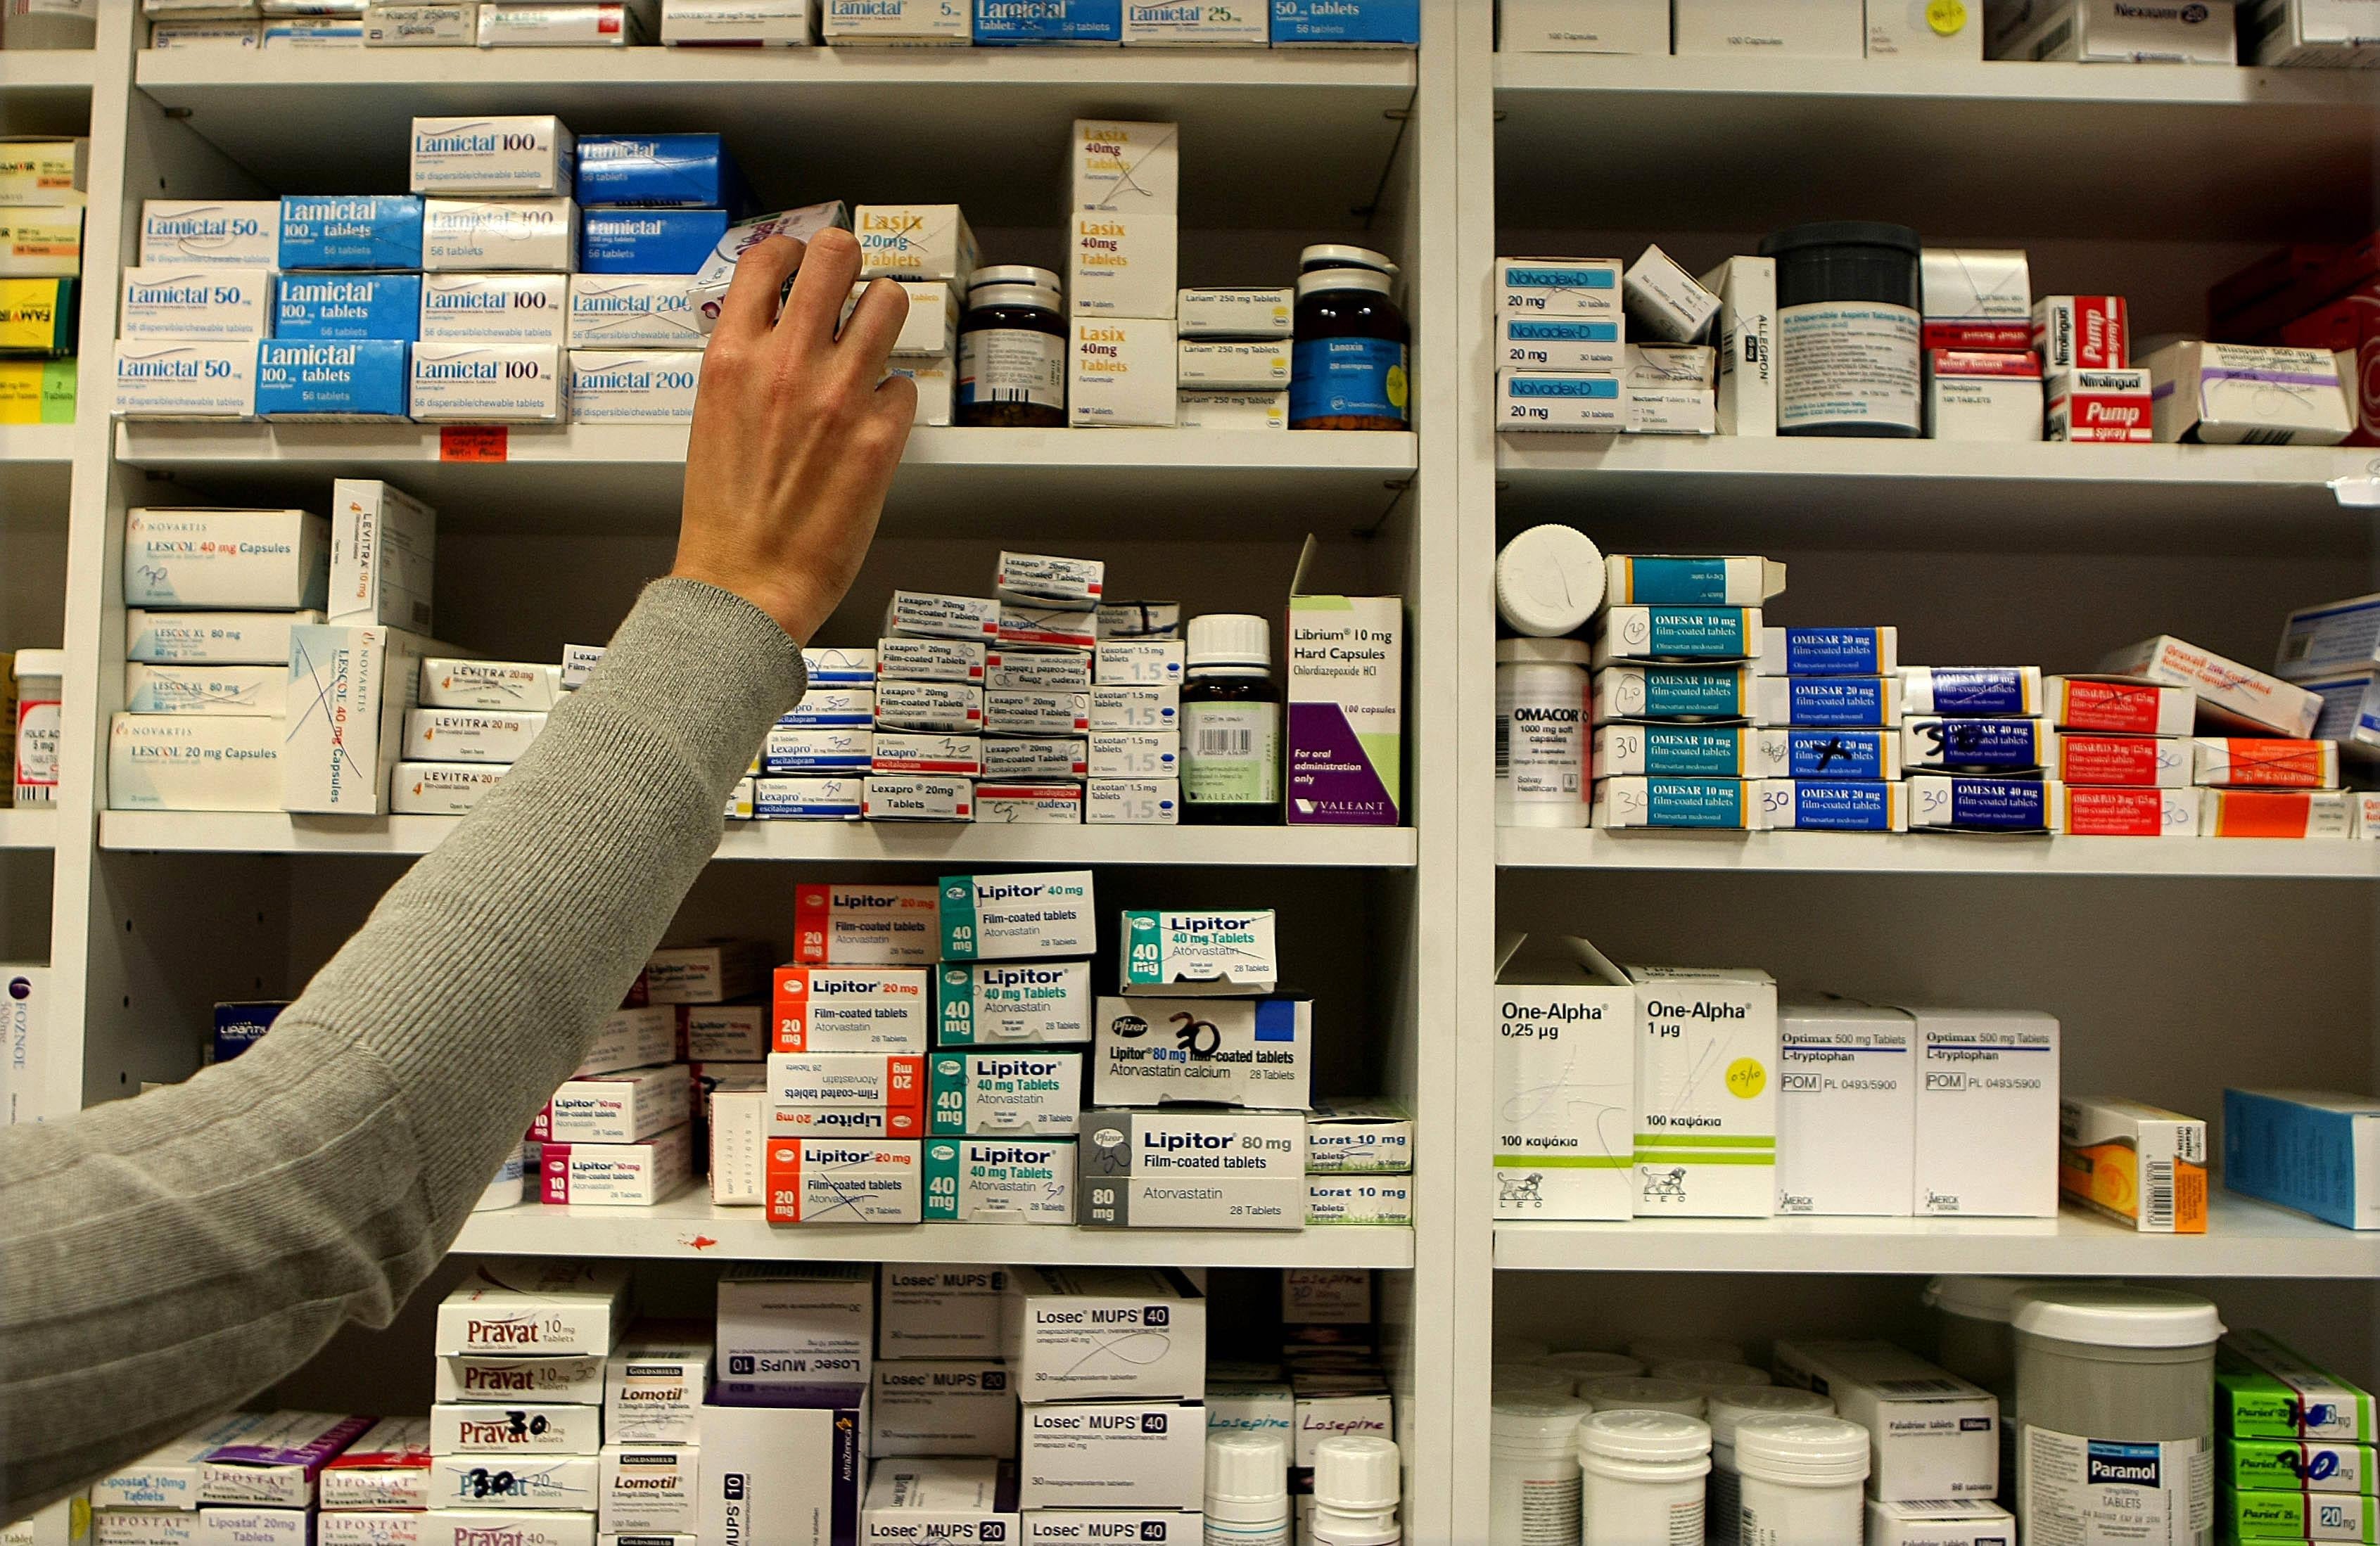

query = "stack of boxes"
(597, 1324), (708, 1538)
(393, 654), (559, 813)
(2097, 633), (2347, 839)
(2279, 588), (2380, 778)
(408, 114), (575, 424)
(1921, 248), (2044, 442)
(983, 550), (1102, 822)
(857, 202), (975, 427)
(701, 1265), (870, 1538)
(1068, 119), (1179, 428)
(2036, 293), (2150, 443)
(1493, 250), (1724, 434)
(148, 1), (663, 49)
(1084, 907), (1312, 1230)
(0, 134), (82, 426)
(569, 132), (742, 423)
(1178, 283), (1295, 430)
(1012, 1268), (1209, 1532)
(1619, 245), (1719, 435)
(1495, 255), (1626, 432)
(863, 1267), (1022, 1542)
(1092, 598), (1185, 824)
(870, 586), (994, 824)
(1898, 664), (2056, 833)
(2038, 672), (2198, 837)
(1754, 622), (1907, 832)
(91, 1412), (379, 1546)
(1303, 1097), (1415, 1227)
(317, 1417), (432, 1545)
(430, 1259), (635, 1540)
(2217, 1332), (2379, 1543)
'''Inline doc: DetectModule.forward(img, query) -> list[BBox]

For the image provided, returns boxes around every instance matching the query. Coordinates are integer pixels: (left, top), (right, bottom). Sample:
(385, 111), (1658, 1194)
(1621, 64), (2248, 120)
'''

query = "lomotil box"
(1625, 960), (1777, 1217)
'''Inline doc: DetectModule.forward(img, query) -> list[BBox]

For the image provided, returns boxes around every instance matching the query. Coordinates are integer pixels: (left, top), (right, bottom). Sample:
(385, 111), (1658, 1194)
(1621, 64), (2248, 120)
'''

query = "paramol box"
(938, 871), (1095, 962)
(2220, 1331), (2378, 1442)
(1624, 961), (1777, 1218)
(1120, 909), (1277, 995)
(1077, 1109), (1305, 1229)
(1093, 996), (1312, 1110)
(924, 1136), (1078, 1223)
(1005, 1267), (1207, 1403)
(1773, 1340), (2000, 1503)
(938, 960), (1093, 1045)
(1492, 935), (1637, 1222)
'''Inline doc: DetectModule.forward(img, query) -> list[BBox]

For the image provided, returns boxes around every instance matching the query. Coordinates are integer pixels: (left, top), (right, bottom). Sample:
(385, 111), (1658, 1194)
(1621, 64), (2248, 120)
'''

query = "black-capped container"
(1758, 222), (1923, 439)
(1291, 244), (1410, 432)
(957, 264), (1066, 428)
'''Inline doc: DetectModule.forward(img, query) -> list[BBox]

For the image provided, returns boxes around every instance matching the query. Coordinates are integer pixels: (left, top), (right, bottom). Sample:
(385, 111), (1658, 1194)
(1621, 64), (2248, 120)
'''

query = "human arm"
(0, 229), (914, 1510)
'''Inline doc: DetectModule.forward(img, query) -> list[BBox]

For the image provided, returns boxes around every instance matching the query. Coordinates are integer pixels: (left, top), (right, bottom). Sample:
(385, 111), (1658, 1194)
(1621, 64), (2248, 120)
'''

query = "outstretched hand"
(671, 227), (917, 642)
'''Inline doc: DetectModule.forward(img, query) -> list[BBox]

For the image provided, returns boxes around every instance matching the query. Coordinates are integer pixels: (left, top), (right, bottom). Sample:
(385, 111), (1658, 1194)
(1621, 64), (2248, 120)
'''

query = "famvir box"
(1908, 1007), (2059, 1218)
(283, 623), (434, 814)
(2099, 634), (2322, 736)
(1624, 960), (1777, 1218)
(696, 1403), (862, 1546)
(1773, 1341), (1999, 1502)
(1093, 996), (1312, 1110)
(1777, 1001), (1916, 1217)
(1288, 535), (1401, 825)
(938, 960), (1093, 1044)
(796, 883), (938, 965)
(1005, 1267), (1205, 1403)
(434, 1260), (634, 1357)
(938, 871), (1095, 961)
(330, 479), (436, 632)
(770, 966), (931, 1053)
(2223, 1089), (2380, 1230)
(1493, 934), (1636, 1221)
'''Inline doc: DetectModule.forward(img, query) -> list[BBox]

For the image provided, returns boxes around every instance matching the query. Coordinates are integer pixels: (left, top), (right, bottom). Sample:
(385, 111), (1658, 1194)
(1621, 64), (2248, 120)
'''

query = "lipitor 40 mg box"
(922, 1136), (1078, 1223)
(929, 1051), (1083, 1137)
(1120, 909), (1277, 994)
(938, 960), (1093, 1044)
(938, 871), (1095, 961)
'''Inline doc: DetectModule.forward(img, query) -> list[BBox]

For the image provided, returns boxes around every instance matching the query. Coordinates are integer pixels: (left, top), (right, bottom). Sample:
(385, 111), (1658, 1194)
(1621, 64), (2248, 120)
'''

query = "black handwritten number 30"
(1168, 1012), (1220, 1057)
(464, 1469), (521, 1499)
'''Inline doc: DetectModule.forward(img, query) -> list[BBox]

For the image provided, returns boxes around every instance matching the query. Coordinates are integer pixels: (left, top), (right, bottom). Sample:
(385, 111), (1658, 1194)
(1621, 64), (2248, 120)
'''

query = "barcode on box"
(2145, 1159), (2175, 1230)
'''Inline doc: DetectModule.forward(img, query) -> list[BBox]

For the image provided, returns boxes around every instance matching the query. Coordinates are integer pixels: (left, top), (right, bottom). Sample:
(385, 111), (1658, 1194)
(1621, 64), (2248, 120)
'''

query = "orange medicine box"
(771, 965), (930, 1053)
(793, 883), (937, 965)
(2058, 786), (2198, 837)
(2192, 737), (2341, 789)
(2049, 732), (2189, 787)
(2058, 1094), (2208, 1233)
(2201, 788), (2358, 838)
(2042, 675), (2194, 736)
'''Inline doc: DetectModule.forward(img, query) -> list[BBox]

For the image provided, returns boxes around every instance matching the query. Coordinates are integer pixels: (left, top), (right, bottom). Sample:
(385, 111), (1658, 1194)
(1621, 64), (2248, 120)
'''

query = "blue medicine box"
(575, 134), (745, 210)
(278, 195), (424, 271)
(579, 209), (731, 275)
(212, 1000), (287, 1064)
(1909, 772), (2049, 831)
(255, 338), (411, 419)
(1777, 727), (1894, 781)
(2224, 1089), (2379, 1231)
(274, 271), (422, 342)
(1771, 781), (1902, 832)
(1271, 0), (1420, 44)
(975, 0), (1122, 42)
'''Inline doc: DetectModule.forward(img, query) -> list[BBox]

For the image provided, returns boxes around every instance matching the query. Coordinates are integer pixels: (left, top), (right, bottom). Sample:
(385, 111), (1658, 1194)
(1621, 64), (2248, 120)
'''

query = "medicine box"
(577, 1004), (677, 1077)
(1492, 934), (1636, 1221)
(123, 665), (282, 717)
(2246, 0), (2380, 63)
(864, 774), (974, 822)
(580, 207), (728, 275)
(1498, 257), (1622, 318)
(879, 639), (986, 684)
(537, 1064), (690, 1145)
(1089, 684), (1178, 731)
(279, 622), (433, 815)
(646, 940), (768, 1004)
(764, 1137), (923, 1224)
(1902, 717), (2050, 772)
(2195, 736), (2339, 788)
(423, 197), (577, 272)
(1867, 0), (1983, 53)
(2202, 786), (2358, 838)
(886, 591), (1000, 643)
(714, 1260), (874, 1393)
(2218, 1331), (2377, 1440)
(878, 1267), (1009, 1359)
(2049, 732), (2189, 788)
(410, 115), (574, 196)
(1866, 1499), (2020, 1546)
(1623, 244), (1721, 342)
(1272, 0), (1420, 43)
(143, 200), (281, 267)
(2279, 592), (2380, 682)
(1177, 287), (1293, 338)
(685, 201), (853, 330)
(433, 1259), (633, 1357)
(683, 1003), (768, 1062)
(1070, 119), (1178, 211)
(1088, 731), (1175, 777)
(765, 727), (872, 775)
(695, 1403), (863, 1546)
(330, 478), (435, 632)
(2058, 1094), (2208, 1233)
(1591, 775), (1756, 830)
(1776, 1002), (1916, 1215)
(854, 203), (977, 284)
(2046, 366), (2153, 443)
(1499, 369), (1624, 430)
(266, 272), (417, 345)
(1093, 995), (1312, 1110)
(1071, 317), (1176, 427)
(793, 884), (936, 966)
(0, 207), (77, 281)
(1176, 388), (1280, 425)
(409, 342), (565, 422)
(2035, 294), (2130, 371)
(420, 273), (568, 345)
(2100, 634), (2322, 736)
(2222, 1090), (2380, 1231)
(981, 689), (1087, 735)
(1774, 1340), (2000, 1502)
(988, 651), (1093, 692)
(1305, 1097), (1414, 1175)
(1501, 0), (1672, 50)
(1907, 1007), (2059, 1217)
(1675, 0), (1865, 53)
(873, 732), (981, 777)
(596, 1445), (696, 1533)
(1016, 1401), (1204, 1512)
(1592, 606), (1759, 665)
(939, 960), (1093, 1045)
(420, 1514), (595, 1546)
(1624, 962), (1776, 1216)
(568, 349), (704, 423)
(317, 1417), (431, 1511)
(575, 132), (738, 208)
(1994, 0), (2237, 59)
(278, 195), (424, 270)
(1926, 350), (2043, 442)
(1004, 1266), (1206, 1401)
(922, 1136), (1078, 1223)
(566, 274), (704, 350)
(1119, 909), (1278, 995)
(537, 1125), (694, 1206)
(757, 775), (865, 820)
(938, 870), (1095, 961)
(431, 1400), (602, 1456)
(928, 1050), (1080, 1136)
(420, 660), (556, 713)
(255, 339), (411, 420)
(402, 707), (545, 764)
(2145, 340), (2349, 446)
(120, 268), (273, 343)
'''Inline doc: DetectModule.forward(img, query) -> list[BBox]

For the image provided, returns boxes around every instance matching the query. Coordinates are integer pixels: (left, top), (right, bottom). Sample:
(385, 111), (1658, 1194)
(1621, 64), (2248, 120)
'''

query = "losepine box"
(430, 1400), (602, 1455)
(569, 350), (704, 423)
(120, 267), (274, 343)
(597, 1445), (699, 1534)
(278, 195), (424, 271)
(409, 343), (566, 421)
(142, 200), (281, 267)
(763, 1136), (924, 1223)
(580, 209), (732, 276)
(1005, 1267), (1206, 1402)
(421, 660), (558, 712)
(577, 132), (739, 208)
(0, 206), (79, 280)
(1492, 935), (1637, 1221)
(319, 1417), (432, 1511)
(578, 1004), (677, 1075)
(113, 340), (258, 419)
(696, 1405), (861, 1546)
(409, 115), (575, 196)
(420, 273), (569, 345)
(2222, 1090), (2380, 1229)
(1907, 1007), (2059, 1217)
(2224, 1435), (2375, 1495)
(537, 1063), (690, 1144)
(870, 1365), (1022, 1458)
(424, 198), (578, 272)
(1774, 1341), (2000, 1504)
(2099, 634), (2322, 736)
(770, 965), (931, 1052)
(1776, 1002), (1916, 1216)
(568, 274), (704, 349)
(922, 1136), (1078, 1222)
(421, 1515), (594, 1546)
(1625, 961), (1777, 1217)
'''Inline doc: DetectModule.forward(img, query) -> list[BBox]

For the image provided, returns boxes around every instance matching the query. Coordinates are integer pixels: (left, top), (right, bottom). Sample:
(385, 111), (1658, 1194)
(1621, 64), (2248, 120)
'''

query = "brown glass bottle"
(957, 266), (1066, 428)
(1291, 257), (1410, 432)
(1181, 613), (1283, 825)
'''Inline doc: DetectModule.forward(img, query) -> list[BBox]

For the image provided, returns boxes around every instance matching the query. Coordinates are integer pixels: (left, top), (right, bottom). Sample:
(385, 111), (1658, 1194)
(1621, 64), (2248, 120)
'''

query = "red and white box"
(681, 1002), (768, 1061)
(2049, 733), (2189, 787)
(536, 1125), (694, 1206)
(573, 1004), (676, 1078)
(2356, 792), (2380, 837)
(862, 774), (972, 822)
(429, 1401), (601, 1457)
(767, 1050), (927, 1123)
(765, 1137), (923, 1224)
(2059, 785), (2199, 837)
(794, 883), (938, 966)
(2282, 286), (2380, 447)
(643, 940), (768, 1004)
(871, 732), (982, 777)
(2201, 788), (2358, 839)
(771, 966), (931, 1053)
(2097, 635), (2323, 737)
(976, 783), (1086, 823)
(321, 1513), (428, 1545)
(2046, 366), (2153, 443)
(319, 1417), (431, 1511)
(2033, 295), (2130, 371)
(1926, 350), (2044, 441)
(532, 1063), (689, 1144)
(2192, 737), (2341, 789)
(2042, 675), (2194, 736)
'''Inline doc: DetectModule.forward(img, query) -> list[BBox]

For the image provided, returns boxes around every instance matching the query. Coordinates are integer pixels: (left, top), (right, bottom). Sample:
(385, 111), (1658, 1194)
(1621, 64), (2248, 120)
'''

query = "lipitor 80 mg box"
(1093, 995), (1312, 1109)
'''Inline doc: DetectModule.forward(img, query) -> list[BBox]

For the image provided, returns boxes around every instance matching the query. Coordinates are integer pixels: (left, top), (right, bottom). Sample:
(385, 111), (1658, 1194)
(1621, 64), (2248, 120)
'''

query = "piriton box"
(1289, 536), (1403, 825)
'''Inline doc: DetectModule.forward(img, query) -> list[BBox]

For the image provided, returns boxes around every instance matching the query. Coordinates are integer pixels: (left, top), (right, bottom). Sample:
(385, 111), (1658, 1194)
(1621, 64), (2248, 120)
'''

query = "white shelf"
(453, 1195), (1415, 1267)
(100, 809), (1420, 866)
(0, 809), (56, 851)
(1494, 1196), (2379, 1278)
(0, 423), (73, 464)
(0, 49), (94, 92)
(1498, 828), (2380, 879)
(115, 423), (1418, 537)
(1492, 53), (2380, 238)
(134, 46), (1413, 230)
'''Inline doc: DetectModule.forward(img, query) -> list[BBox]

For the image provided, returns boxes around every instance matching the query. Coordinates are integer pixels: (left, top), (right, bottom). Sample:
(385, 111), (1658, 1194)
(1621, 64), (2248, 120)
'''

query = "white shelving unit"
(13, 11), (2380, 1540)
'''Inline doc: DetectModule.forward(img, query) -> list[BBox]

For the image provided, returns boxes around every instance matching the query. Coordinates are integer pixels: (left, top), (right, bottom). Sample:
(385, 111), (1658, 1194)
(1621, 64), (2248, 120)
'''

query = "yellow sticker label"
(1386, 364), (1410, 411)
(1726, 1058), (1766, 1099)
(1928, 0), (1967, 34)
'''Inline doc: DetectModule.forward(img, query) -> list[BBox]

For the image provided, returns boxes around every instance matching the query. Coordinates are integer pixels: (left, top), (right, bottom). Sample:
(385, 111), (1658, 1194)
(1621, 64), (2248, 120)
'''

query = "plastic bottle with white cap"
(1496, 637), (1591, 827)
(1577, 1408), (1711, 1545)
(11, 648), (63, 807)
(1491, 1395), (1591, 1546)
(2009, 1285), (2224, 1546)
(1705, 1386), (1836, 1546)
(1309, 1433), (1401, 1546)
(1733, 1413), (1871, 1546)
(1629, 1334), (1747, 1367)
(1204, 1432), (1290, 1546)
(1652, 1358), (1771, 1394)
(1496, 524), (1607, 637)
(1543, 1350), (1647, 1384)
(1577, 1375), (1708, 1419)
(1494, 1363), (1577, 1398)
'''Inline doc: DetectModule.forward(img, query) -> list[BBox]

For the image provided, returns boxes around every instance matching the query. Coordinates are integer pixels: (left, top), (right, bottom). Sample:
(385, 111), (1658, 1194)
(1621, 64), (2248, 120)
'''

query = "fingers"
(776, 226), (867, 354)
(711, 235), (805, 344)
(836, 279), (914, 379)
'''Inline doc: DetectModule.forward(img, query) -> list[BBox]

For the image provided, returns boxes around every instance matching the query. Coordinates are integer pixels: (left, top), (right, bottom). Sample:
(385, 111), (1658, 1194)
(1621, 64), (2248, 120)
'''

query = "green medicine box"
(2223, 1488), (2379, 1541)
(2222, 1334), (2378, 1443)
(2228, 1440), (2378, 1496)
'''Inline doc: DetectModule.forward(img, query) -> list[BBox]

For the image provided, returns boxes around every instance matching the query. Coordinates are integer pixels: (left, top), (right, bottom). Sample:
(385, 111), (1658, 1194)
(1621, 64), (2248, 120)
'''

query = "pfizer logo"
(2182, 4), (2208, 18)
(1093, 1125), (1126, 1148)
(1110, 1013), (1151, 1040)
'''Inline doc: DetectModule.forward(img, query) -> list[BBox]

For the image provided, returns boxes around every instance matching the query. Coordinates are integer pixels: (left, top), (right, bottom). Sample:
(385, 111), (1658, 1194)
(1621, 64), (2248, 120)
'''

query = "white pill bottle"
(1204, 1431), (1290, 1546)
(1495, 639), (1591, 828)
(1310, 1434), (1402, 1546)
(1578, 1408), (1710, 1546)
(1733, 1413), (1870, 1546)
(1489, 1394), (1589, 1545)
(1706, 1386), (1836, 1545)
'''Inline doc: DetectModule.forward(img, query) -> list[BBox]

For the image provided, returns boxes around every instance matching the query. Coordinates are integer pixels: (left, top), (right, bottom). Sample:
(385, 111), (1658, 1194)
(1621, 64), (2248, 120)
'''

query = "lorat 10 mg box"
(929, 1051), (1083, 1137)
(1004, 1267), (1207, 1403)
(924, 1137), (1077, 1223)
(1093, 995), (1312, 1110)
(1492, 934), (1637, 1221)
(1305, 1097), (1413, 1174)
(938, 960), (1093, 1044)
(1121, 909), (1278, 994)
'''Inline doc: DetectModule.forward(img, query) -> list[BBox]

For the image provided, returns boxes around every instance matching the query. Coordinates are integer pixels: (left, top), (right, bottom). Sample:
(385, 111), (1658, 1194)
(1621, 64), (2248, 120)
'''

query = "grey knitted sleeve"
(0, 577), (803, 1513)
